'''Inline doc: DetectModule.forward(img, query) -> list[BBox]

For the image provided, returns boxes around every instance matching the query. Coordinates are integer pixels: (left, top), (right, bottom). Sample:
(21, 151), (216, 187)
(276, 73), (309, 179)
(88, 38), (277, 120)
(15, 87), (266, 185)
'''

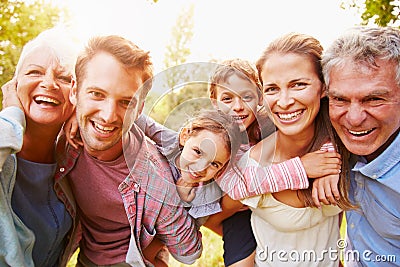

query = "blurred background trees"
(2, 0), (400, 110)
(342, 0), (400, 27)
(1, 0), (400, 266)
(0, 0), (66, 106)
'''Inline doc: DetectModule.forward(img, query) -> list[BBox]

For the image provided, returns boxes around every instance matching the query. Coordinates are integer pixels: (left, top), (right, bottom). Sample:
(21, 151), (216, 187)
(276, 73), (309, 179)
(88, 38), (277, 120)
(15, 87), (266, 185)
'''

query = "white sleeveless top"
(241, 154), (342, 267)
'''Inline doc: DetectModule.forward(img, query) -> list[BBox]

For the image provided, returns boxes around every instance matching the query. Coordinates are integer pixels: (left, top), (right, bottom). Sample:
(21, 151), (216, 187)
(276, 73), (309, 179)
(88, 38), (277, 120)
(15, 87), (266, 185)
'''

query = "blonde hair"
(208, 59), (274, 144)
(15, 25), (79, 78)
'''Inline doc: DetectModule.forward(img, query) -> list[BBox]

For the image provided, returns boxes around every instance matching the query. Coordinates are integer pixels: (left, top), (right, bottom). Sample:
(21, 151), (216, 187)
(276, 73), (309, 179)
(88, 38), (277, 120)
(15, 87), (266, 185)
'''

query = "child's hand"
(176, 178), (198, 203)
(312, 174), (340, 208)
(2, 78), (22, 109)
(63, 113), (83, 149)
(300, 150), (341, 178)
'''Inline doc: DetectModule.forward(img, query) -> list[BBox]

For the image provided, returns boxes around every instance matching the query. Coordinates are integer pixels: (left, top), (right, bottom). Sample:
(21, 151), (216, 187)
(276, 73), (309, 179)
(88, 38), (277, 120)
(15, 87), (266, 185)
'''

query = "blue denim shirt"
(345, 132), (400, 266)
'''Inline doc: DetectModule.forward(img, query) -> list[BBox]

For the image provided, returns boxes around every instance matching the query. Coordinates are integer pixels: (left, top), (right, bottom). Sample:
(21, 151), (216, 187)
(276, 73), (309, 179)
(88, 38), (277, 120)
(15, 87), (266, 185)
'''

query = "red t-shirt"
(69, 148), (133, 265)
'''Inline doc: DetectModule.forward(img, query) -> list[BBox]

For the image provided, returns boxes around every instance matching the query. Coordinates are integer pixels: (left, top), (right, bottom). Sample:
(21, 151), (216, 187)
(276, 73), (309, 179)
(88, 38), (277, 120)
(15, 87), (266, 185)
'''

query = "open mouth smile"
(276, 110), (304, 121)
(92, 121), (116, 134)
(232, 115), (249, 121)
(348, 128), (375, 137)
(34, 95), (61, 106)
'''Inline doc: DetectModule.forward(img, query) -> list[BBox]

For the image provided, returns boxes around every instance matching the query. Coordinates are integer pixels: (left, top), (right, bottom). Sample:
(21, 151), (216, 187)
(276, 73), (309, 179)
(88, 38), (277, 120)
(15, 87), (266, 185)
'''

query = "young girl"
(135, 109), (242, 266)
(218, 33), (354, 266)
(140, 109), (243, 225)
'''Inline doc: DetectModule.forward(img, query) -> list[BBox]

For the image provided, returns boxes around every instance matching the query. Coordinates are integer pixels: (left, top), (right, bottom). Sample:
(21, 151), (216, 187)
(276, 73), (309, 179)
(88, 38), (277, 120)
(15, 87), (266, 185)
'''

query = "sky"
(53, 0), (361, 74)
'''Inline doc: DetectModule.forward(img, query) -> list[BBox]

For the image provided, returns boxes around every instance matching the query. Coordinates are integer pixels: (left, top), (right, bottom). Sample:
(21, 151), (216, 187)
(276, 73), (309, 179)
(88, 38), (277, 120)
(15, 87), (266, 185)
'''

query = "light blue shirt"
(0, 107), (35, 267)
(345, 132), (400, 266)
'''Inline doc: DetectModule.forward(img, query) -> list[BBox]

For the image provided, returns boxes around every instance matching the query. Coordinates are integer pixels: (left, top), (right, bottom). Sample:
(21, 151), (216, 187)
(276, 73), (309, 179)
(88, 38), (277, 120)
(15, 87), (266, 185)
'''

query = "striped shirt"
(216, 142), (335, 200)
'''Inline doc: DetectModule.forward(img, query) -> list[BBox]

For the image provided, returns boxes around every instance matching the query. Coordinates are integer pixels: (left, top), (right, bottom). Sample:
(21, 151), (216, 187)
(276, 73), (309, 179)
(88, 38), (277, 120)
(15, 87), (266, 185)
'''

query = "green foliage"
(145, 81), (210, 130)
(343, 0), (400, 26)
(145, 62), (219, 127)
(162, 4), (195, 113)
(362, 0), (398, 26)
(0, 0), (65, 107)
(163, 4), (194, 70)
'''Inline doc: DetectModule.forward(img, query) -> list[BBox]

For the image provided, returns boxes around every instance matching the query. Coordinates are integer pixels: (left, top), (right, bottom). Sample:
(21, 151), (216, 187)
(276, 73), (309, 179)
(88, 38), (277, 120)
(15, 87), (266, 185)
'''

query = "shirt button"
(372, 174), (377, 179)
(60, 167), (65, 172)
(133, 183), (140, 191)
(350, 223), (355, 229)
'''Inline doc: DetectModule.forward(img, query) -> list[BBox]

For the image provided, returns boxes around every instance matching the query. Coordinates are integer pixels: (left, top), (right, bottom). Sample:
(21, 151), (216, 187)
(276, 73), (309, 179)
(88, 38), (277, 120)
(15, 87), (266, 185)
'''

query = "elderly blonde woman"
(0, 27), (78, 267)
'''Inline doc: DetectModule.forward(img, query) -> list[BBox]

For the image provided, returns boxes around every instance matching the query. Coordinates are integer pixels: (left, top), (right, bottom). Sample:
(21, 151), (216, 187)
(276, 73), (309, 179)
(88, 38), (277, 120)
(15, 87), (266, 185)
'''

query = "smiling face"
(70, 52), (143, 161)
(177, 129), (230, 184)
(261, 52), (324, 137)
(16, 46), (74, 128)
(215, 74), (262, 132)
(328, 59), (400, 160)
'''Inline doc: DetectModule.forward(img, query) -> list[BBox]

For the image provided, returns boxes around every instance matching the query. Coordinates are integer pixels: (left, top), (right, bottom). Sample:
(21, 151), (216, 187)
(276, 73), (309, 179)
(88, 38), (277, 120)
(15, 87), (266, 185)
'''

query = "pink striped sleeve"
(216, 156), (309, 200)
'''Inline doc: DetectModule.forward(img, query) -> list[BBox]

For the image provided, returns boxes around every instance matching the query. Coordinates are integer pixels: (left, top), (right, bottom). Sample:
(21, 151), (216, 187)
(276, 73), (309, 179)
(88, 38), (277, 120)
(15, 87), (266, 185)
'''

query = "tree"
(162, 4), (195, 111)
(0, 0), (65, 107)
(145, 62), (214, 128)
(343, 0), (400, 26)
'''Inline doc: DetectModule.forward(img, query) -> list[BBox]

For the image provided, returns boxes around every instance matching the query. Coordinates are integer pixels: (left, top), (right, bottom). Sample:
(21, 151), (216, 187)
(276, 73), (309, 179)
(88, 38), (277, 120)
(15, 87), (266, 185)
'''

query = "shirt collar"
(353, 132), (400, 179)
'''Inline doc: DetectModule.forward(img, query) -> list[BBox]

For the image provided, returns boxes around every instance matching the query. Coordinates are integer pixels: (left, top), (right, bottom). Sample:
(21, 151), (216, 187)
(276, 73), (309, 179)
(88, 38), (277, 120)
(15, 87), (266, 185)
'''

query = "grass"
(169, 227), (224, 266)
(68, 216), (347, 266)
(67, 227), (224, 266)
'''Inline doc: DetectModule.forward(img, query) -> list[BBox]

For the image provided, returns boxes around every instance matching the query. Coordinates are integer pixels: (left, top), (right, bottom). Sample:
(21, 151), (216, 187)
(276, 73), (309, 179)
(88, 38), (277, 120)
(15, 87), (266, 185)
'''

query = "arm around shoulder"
(217, 151), (309, 200)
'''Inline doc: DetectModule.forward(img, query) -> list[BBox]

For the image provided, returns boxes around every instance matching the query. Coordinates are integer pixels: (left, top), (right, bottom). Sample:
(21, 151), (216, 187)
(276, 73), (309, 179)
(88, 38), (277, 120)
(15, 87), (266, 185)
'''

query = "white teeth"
(232, 115), (247, 120)
(94, 122), (115, 133)
(189, 169), (200, 178)
(278, 110), (302, 120)
(349, 129), (373, 136)
(35, 96), (60, 105)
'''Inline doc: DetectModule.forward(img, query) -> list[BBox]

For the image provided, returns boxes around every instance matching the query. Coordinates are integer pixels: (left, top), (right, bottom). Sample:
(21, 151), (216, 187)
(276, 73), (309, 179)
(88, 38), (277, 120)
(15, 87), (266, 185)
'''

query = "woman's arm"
(0, 79), (25, 170)
(216, 153), (309, 200)
(217, 148), (341, 201)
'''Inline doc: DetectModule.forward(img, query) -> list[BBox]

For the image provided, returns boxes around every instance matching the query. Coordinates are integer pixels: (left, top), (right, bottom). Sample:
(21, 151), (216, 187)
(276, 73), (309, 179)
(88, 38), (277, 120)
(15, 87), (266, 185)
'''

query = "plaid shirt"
(54, 125), (202, 266)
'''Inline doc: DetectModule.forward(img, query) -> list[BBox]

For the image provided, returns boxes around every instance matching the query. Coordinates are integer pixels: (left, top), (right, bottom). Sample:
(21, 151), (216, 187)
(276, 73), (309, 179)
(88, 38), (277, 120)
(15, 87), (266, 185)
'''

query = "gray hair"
(322, 26), (400, 87)
(15, 25), (80, 77)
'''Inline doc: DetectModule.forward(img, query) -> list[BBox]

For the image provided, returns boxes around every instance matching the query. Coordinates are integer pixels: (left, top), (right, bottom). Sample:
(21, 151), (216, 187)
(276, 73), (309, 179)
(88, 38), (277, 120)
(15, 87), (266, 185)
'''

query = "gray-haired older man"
(322, 26), (400, 266)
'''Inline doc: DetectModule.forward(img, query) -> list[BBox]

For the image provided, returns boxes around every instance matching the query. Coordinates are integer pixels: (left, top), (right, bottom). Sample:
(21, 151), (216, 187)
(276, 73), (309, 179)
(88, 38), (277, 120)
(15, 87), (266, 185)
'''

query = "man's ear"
(179, 127), (190, 146)
(70, 79), (78, 106)
(258, 94), (264, 106)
